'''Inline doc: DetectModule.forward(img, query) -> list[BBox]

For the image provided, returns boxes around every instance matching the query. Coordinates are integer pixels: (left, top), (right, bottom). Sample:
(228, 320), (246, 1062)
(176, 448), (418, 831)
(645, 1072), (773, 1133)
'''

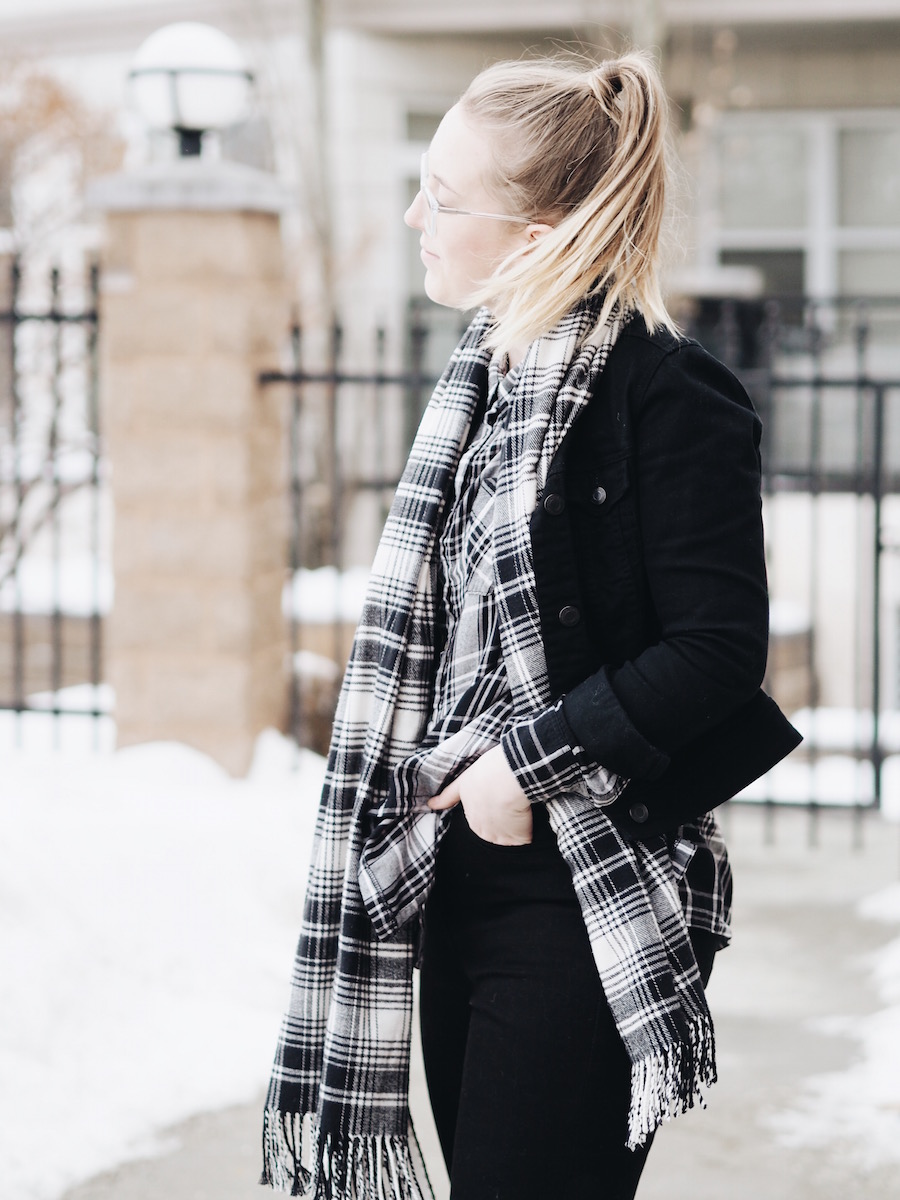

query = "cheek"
(448, 229), (512, 285)
(425, 226), (524, 308)
(470, 226), (528, 285)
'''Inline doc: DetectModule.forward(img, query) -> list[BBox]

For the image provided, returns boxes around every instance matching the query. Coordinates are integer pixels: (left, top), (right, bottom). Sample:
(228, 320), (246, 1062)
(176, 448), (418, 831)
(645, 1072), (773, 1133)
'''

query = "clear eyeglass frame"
(418, 153), (532, 238)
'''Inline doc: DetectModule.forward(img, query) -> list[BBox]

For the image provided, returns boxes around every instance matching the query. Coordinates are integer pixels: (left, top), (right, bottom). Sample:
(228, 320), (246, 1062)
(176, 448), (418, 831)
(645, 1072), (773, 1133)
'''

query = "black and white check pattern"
(263, 300), (724, 1198)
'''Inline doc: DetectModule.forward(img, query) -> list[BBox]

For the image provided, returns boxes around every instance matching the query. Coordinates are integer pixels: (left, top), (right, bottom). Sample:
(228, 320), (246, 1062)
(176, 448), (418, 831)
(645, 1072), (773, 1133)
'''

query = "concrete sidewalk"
(63, 806), (900, 1200)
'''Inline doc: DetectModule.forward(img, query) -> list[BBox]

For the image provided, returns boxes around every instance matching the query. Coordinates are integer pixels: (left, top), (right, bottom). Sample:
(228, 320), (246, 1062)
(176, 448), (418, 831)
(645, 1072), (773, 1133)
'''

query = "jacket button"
(629, 802), (650, 824)
(558, 605), (581, 627)
(591, 485), (608, 505)
(543, 492), (565, 516)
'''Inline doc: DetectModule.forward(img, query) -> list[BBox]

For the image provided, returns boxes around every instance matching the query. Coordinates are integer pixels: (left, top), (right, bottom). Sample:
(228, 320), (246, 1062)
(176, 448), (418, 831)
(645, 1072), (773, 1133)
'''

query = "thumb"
(427, 779), (461, 810)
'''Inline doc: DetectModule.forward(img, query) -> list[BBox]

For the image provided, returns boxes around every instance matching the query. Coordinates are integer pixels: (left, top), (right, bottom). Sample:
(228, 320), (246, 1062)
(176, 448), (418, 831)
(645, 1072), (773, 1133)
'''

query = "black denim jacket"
(530, 317), (801, 838)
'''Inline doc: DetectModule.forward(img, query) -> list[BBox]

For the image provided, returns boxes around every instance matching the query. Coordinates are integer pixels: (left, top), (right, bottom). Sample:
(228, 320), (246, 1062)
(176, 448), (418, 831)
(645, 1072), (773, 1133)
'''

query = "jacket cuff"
(501, 699), (625, 806)
(562, 669), (671, 781)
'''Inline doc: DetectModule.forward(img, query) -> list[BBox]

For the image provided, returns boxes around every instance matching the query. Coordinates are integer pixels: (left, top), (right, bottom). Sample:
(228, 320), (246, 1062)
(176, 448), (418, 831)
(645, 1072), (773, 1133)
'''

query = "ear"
(525, 221), (554, 243)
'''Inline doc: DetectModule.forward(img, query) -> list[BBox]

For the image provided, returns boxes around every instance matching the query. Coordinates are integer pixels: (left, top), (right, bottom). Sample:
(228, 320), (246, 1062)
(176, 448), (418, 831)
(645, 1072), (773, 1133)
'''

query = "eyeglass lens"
(420, 155), (437, 236)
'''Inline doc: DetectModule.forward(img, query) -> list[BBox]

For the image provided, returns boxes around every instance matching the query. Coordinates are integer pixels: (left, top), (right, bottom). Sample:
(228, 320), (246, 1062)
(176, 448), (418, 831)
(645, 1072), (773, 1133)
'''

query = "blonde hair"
(459, 52), (676, 354)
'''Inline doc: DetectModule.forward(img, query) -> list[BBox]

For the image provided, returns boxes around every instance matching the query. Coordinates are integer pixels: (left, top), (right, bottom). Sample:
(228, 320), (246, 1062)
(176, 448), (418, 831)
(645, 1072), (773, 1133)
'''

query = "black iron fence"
(5, 273), (899, 828)
(265, 295), (900, 830)
(689, 298), (900, 829)
(0, 257), (107, 744)
(260, 312), (440, 751)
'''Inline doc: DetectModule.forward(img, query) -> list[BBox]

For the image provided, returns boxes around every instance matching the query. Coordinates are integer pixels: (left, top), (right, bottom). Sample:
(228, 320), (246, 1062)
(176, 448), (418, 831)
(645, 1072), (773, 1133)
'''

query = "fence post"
(89, 159), (290, 775)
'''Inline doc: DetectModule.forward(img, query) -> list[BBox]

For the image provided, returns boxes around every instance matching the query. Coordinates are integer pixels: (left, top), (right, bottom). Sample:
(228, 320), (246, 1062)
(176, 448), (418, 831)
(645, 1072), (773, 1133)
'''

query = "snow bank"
(0, 713), (323, 1200)
(772, 883), (900, 1170)
(4, 687), (899, 1198)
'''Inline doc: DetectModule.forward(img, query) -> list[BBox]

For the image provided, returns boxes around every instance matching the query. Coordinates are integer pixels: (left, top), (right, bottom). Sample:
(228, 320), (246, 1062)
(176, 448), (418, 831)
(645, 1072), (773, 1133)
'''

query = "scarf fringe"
(626, 1015), (718, 1150)
(260, 1108), (434, 1200)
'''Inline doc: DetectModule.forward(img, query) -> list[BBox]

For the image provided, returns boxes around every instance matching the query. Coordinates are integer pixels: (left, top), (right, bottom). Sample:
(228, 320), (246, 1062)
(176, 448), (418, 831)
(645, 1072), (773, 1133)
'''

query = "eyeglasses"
(418, 153), (531, 238)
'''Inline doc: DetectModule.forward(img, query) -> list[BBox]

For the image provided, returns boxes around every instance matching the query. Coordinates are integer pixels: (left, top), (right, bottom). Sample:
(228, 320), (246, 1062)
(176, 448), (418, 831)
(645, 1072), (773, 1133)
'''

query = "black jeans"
(419, 804), (717, 1200)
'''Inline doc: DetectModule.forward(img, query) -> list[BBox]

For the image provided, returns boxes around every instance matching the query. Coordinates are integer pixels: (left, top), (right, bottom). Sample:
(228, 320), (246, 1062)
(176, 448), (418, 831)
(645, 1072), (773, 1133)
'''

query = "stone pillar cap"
(87, 158), (292, 214)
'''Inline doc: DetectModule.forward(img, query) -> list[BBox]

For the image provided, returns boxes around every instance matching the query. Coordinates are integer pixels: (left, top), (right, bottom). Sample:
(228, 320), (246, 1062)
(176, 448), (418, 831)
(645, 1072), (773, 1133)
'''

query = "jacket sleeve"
(555, 340), (770, 782)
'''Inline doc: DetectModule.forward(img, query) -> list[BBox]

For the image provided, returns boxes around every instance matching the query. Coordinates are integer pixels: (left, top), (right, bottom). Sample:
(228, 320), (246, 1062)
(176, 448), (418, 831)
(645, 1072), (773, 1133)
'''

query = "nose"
(404, 188), (426, 231)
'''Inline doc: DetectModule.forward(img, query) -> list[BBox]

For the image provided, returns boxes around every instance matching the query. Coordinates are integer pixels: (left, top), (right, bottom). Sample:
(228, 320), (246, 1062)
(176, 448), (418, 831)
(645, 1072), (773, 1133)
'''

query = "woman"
(262, 52), (800, 1200)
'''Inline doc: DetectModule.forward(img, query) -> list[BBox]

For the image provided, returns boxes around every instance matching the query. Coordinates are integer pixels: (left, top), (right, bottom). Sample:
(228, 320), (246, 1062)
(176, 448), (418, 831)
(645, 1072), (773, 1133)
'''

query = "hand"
(427, 746), (533, 845)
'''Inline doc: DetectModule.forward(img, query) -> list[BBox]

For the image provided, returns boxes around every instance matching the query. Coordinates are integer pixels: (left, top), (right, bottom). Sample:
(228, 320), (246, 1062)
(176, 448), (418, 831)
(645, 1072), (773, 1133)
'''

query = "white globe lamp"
(129, 22), (253, 157)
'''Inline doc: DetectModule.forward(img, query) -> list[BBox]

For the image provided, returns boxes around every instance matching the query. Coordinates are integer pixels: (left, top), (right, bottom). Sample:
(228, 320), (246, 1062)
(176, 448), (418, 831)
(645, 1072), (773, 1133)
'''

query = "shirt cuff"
(501, 699), (627, 807)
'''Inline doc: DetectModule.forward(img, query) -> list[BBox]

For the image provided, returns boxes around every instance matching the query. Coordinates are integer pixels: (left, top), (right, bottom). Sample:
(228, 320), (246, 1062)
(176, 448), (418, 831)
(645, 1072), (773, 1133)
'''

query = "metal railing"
(264, 295), (900, 834)
(0, 258), (106, 741)
(260, 309), (441, 747)
(688, 296), (900, 830)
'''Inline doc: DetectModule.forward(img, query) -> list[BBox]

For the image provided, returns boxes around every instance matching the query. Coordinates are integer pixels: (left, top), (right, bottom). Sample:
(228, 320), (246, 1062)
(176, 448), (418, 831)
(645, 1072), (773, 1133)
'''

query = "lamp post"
(129, 22), (254, 157)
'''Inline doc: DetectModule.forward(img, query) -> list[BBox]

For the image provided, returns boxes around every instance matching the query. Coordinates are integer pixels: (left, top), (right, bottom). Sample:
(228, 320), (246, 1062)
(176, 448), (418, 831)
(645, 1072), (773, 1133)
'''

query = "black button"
(591, 485), (608, 505)
(558, 605), (581, 627)
(629, 802), (650, 824)
(543, 492), (565, 516)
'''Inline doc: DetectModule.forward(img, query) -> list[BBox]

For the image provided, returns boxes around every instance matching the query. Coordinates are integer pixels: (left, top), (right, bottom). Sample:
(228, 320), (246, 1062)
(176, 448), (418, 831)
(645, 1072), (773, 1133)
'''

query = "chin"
(424, 273), (472, 312)
(423, 273), (453, 309)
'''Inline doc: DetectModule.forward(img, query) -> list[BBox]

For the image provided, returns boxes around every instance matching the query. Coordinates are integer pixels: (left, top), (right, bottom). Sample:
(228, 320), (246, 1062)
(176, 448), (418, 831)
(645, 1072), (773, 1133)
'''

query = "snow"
(1, 561), (367, 622)
(0, 555), (113, 616)
(0, 475), (112, 617)
(0, 555), (361, 681)
(768, 597), (810, 636)
(859, 883), (900, 926)
(26, 681), (113, 713)
(789, 706), (900, 753)
(4, 678), (900, 1197)
(773, 884), (900, 1170)
(293, 649), (340, 682)
(0, 697), (115, 753)
(737, 753), (900, 820)
(0, 709), (323, 1200)
(283, 565), (369, 624)
(737, 702), (900, 819)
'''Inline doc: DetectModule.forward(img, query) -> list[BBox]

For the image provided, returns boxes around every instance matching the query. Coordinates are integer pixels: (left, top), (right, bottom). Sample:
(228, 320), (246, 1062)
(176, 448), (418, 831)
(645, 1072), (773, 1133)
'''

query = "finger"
(426, 792), (459, 810)
(427, 781), (461, 810)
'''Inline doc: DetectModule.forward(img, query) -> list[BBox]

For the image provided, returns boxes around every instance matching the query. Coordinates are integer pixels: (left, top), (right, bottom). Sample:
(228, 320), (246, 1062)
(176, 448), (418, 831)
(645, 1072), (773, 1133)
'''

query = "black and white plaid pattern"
(263, 300), (721, 1198)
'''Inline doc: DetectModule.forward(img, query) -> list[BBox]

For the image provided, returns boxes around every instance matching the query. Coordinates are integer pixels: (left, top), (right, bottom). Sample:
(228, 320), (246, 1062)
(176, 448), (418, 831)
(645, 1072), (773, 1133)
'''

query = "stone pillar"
(90, 160), (290, 775)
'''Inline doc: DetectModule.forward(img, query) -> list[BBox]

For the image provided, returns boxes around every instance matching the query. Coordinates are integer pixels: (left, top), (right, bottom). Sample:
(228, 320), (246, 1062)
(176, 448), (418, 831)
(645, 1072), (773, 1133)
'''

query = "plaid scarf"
(262, 300), (716, 1198)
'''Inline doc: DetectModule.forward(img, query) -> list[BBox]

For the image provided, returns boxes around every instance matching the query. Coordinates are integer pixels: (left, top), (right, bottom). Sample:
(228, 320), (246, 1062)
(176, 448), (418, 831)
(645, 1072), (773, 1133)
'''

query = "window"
(720, 249), (805, 298)
(717, 128), (808, 230)
(700, 111), (900, 299)
(838, 129), (900, 228)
